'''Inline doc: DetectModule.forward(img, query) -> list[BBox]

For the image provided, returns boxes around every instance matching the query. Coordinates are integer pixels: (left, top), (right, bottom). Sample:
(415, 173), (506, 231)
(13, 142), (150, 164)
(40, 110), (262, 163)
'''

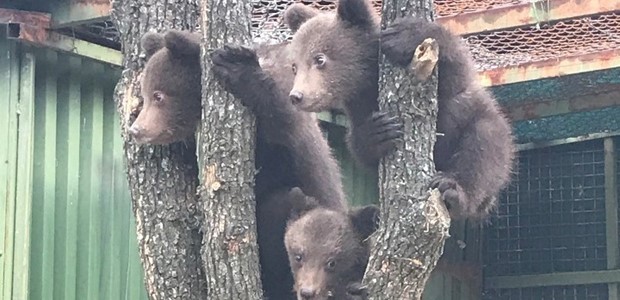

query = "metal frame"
(485, 137), (620, 299)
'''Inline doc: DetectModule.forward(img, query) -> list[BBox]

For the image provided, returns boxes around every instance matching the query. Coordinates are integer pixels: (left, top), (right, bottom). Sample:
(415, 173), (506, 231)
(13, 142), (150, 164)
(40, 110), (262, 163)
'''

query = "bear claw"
(430, 172), (466, 213)
(350, 111), (403, 164)
(210, 44), (260, 94)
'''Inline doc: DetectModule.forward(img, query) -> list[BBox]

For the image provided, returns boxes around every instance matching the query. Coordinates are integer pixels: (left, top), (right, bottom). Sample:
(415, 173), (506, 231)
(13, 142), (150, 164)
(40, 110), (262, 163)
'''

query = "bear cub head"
(284, 194), (380, 300)
(130, 30), (201, 145)
(284, 0), (380, 113)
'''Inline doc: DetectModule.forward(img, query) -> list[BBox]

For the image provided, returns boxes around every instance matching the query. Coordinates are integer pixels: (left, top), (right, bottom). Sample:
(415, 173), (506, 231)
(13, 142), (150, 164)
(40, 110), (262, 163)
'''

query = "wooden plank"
(486, 269), (620, 289)
(7, 23), (122, 67)
(506, 90), (620, 121)
(49, 0), (110, 28)
(12, 50), (36, 300)
(604, 138), (619, 300)
(439, 0), (620, 36)
(478, 48), (620, 87)
(517, 131), (620, 151)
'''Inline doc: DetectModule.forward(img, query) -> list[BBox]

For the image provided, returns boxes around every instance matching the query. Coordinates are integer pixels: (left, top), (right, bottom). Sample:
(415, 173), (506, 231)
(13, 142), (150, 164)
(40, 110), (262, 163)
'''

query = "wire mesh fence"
(482, 139), (616, 300)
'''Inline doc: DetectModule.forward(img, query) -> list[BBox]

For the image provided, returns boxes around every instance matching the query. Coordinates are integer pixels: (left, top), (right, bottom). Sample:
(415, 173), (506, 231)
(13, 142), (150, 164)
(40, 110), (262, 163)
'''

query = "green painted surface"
(1, 25), (22, 300)
(0, 31), (148, 300)
(13, 50), (37, 300)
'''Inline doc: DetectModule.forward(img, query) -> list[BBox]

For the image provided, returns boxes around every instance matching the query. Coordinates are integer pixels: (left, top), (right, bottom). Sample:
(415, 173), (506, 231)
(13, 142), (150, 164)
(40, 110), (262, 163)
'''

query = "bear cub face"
(285, 0), (380, 113)
(284, 195), (379, 300)
(129, 30), (202, 145)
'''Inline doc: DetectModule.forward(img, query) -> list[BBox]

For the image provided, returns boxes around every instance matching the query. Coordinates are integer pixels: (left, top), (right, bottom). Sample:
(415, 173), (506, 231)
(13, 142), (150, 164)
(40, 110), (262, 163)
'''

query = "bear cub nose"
(128, 124), (143, 139)
(299, 287), (316, 299)
(290, 90), (304, 104)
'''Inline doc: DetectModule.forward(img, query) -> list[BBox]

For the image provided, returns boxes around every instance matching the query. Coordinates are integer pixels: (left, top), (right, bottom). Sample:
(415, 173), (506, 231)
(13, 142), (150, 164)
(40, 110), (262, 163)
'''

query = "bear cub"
(284, 0), (515, 220)
(136, 29), (347, 299)
(130, 30), (202, 145)
(283, 190), (379, 300)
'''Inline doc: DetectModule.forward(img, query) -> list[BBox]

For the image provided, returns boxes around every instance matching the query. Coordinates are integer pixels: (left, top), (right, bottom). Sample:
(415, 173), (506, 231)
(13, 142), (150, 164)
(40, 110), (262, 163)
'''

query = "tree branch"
(364, 0), (450, 298)
(110, 1), (207, 299)
(198, 0), (263, 298)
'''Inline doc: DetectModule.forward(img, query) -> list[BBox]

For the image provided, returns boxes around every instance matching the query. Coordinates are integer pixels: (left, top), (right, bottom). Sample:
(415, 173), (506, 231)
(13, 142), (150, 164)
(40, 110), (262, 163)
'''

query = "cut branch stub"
(411, 38), (439, 81)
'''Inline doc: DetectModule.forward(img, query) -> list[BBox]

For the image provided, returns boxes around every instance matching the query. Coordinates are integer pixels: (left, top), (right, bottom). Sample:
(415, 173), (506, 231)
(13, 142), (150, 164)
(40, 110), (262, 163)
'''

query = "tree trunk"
(110, 2), (207, 299)
(364, 0), (450, 299)
(198, 0), (263, 298)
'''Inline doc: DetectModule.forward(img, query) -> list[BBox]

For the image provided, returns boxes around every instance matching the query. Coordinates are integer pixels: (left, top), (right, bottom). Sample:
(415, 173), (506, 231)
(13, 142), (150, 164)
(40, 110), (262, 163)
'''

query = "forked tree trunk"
(364, 0), (450, 298)
(110, 1), (207, 299)
(198, 0), (263, 298)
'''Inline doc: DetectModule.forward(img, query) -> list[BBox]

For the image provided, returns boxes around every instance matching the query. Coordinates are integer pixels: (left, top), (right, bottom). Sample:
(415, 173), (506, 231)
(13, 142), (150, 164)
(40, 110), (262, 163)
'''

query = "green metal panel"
(1, 25), (36, 300)
(0, 35), (151, 299)
(323, 123), (379, 206)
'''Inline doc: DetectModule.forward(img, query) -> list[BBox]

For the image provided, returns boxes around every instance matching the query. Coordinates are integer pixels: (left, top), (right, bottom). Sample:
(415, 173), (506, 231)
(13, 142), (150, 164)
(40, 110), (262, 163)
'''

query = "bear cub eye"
(153, 91), (165, 103)
(326, 258), (336, 270)
(314, 53), (326, 69)
(294, 254), (303, 262)
(291, 63), (297, 75)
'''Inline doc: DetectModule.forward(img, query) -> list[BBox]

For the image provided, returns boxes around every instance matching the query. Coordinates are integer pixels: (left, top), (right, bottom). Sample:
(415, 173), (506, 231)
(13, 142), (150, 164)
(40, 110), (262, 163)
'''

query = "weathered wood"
(364, 0), (450, 298)
(109, 1), (207, 299)
(198, 0), (263, 298)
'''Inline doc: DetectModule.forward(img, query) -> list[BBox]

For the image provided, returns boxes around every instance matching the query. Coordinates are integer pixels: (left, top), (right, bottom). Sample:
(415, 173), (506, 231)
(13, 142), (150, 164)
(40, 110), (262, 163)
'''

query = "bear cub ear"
(287, 187), (319, 221)
(141, 32), (165, 59)
(337, 0), (377, 29)
(349, 205), (380, 240)
(164, 30), (201, 58)
(283, 3), (319, 33)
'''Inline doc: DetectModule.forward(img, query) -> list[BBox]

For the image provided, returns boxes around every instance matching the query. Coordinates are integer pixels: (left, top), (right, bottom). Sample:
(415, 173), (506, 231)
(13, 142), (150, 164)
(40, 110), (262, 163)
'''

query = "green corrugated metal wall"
(1, 26), (148, 300)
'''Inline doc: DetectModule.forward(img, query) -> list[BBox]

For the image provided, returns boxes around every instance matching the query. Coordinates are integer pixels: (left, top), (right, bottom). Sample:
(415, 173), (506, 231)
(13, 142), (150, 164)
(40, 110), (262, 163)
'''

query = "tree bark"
(364, 0), (451, 299)
(198, 0), (263, 298)
(110, 2), (207, 299)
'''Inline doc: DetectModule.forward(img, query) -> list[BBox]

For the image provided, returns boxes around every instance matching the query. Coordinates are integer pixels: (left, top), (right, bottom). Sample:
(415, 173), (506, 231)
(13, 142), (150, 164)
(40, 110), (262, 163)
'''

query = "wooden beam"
(478, 49), (620, 87)
(0, 8), (51, 28)
(506, 89), (620, 121)
(438, 0), (620, 36)
(516, 131), (620, 151)
(6, 22), (121, 66)
(49, 0), (111, 28)
(486, 270), (620, 289)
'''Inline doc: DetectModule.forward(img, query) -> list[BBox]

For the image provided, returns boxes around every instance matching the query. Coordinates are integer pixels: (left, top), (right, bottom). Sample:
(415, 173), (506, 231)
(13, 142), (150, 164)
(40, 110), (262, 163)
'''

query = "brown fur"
(131, 30), (202, 144)
(137, 29), (348, 299)
(283, 193), (379, 300)
(284, 0), (515, 220)
(209, 40), (348, 298)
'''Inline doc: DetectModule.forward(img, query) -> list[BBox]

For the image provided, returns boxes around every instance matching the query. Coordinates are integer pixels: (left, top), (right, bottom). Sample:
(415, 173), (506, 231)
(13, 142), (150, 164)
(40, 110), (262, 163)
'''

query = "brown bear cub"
(136, 30), (347, 299)
(285, 0), (515, 220)
(282, 189), (379, 300)
(210, 43), (348, 298)
(131, 30), (202, 145)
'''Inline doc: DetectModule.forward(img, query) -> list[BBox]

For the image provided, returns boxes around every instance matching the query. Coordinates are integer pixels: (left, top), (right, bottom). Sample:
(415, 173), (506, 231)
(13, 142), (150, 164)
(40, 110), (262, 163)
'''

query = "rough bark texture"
(198, 0), (263, 298)
(364, 0), (451, 299)
(110, 2), (207, 299)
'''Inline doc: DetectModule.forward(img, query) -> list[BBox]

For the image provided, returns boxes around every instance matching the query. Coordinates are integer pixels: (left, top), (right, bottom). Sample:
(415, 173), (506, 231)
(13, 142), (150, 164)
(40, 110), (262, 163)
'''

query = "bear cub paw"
(346, 282), (368, 300)
(430, 172), (471, 217)
(380, 20), (419, 67)
(210, 45), (260, 94)
(350, 111), (403, 164)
